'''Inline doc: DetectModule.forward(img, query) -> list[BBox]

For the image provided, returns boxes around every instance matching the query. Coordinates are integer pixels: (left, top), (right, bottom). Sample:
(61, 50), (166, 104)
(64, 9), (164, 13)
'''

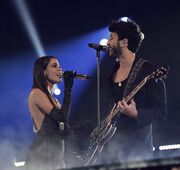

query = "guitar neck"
(105, 78), (148, 124)
(124, 78), (147, 103)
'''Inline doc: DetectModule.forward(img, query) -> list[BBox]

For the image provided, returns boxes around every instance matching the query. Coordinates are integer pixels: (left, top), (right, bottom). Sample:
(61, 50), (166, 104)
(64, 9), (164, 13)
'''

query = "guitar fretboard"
(105, 75), (150, 124)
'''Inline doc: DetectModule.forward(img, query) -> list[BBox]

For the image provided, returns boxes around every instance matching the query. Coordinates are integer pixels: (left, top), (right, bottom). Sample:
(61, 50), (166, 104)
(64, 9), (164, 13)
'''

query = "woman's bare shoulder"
(29, 88), (47, 102)
(29, 88), (53, 113)
(29, 88), (45, 97)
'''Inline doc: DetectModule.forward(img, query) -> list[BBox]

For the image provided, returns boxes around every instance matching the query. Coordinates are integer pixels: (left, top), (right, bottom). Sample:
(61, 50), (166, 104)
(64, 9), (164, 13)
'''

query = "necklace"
(118, 82), (122, 87)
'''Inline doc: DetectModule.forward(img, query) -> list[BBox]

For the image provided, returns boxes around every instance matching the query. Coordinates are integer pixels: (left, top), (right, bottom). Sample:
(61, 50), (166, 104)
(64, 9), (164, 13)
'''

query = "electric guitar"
(83, 66), (168, 165)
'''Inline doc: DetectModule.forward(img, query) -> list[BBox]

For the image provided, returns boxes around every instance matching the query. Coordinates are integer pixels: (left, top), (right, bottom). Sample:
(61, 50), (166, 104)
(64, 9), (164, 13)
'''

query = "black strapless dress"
(26, 108), (66, 170)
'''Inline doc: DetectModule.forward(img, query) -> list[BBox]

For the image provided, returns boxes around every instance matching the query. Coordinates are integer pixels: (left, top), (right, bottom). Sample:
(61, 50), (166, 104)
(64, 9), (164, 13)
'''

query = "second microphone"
(63, 71), (91, 80)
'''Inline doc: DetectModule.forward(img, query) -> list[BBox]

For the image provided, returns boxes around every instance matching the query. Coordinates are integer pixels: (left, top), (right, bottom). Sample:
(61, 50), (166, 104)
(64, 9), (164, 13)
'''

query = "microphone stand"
(87, 43), (110, 164)
(96, 50), (101, 134)
(95, 49), (101, 163)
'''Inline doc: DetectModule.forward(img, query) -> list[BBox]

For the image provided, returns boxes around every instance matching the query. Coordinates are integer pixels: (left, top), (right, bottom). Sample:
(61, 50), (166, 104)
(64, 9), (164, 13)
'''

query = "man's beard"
(109, 45), (122, 60)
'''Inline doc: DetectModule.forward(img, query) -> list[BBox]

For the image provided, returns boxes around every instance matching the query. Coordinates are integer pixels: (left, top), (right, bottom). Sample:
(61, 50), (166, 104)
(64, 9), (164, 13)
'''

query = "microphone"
(63, 72), (91, 80)
(74, 73), (91, 80)
(88, 43), (110, 52)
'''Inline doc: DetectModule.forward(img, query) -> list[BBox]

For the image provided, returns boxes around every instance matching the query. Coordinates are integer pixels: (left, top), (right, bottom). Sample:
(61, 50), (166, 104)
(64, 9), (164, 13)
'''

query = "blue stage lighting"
(12, 0), (46, 57)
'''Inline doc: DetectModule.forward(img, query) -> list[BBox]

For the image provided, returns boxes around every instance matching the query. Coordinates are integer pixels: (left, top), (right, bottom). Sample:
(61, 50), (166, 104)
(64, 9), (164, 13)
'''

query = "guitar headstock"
(147, 66), (169, 81)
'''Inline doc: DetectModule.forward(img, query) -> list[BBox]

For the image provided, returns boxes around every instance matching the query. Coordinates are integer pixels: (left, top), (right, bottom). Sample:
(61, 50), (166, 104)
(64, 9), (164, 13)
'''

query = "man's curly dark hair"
(109, 17), (144, 53)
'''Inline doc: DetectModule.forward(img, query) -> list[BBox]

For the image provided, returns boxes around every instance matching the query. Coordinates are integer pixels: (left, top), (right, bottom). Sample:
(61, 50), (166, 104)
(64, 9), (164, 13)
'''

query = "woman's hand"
(63, 71), (76, 89)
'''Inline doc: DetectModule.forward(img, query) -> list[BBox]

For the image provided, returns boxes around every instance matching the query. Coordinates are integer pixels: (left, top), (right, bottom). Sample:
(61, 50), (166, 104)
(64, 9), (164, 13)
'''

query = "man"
(100, 17), (167, 164)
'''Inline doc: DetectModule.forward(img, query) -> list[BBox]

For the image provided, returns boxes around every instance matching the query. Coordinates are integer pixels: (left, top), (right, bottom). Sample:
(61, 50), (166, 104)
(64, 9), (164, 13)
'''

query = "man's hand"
(117, 98), (138, 119)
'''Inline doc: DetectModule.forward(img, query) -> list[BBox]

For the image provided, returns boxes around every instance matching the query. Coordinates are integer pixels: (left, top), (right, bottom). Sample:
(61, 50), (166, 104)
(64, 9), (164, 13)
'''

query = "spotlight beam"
(12, 0), (46, 57)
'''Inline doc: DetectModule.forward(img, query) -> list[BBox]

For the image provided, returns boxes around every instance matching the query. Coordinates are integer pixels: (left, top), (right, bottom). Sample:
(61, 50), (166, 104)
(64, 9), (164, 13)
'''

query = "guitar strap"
(122, 57), (147, 99)
(110, 58), (147, 124)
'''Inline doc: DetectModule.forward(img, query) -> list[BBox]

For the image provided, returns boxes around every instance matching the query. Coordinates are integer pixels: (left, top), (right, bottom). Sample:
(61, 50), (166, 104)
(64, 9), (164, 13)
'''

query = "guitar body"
(83, 124), (117, 165)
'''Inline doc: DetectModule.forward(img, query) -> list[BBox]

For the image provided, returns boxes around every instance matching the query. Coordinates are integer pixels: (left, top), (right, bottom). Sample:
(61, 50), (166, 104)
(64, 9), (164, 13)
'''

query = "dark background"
(0, 0), (180, 169)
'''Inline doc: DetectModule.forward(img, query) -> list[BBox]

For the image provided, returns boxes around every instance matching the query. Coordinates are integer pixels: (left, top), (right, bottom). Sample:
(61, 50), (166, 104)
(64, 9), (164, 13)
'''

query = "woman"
(26, 56), (75, 170)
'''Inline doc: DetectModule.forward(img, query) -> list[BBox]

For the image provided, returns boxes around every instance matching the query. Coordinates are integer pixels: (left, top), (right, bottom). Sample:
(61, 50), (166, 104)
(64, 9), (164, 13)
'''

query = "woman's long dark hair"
(32, 56), (57, 107)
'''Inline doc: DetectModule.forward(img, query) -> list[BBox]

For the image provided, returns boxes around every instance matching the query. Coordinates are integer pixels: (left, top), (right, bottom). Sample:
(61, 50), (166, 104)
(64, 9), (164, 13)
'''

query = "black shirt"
(101, 57), (167, 163)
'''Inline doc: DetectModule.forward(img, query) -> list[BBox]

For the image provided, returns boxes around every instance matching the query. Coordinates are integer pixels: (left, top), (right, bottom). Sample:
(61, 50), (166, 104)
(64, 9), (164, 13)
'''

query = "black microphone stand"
(88, 43), (109, 164)
(88, 44), (102, 130)
(95, 49), (102, 163)
(96, 50), (101, 134)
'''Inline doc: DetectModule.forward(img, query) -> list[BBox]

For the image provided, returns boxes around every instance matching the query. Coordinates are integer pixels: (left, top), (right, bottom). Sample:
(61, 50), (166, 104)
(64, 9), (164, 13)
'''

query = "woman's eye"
(52, 64), (57, 67)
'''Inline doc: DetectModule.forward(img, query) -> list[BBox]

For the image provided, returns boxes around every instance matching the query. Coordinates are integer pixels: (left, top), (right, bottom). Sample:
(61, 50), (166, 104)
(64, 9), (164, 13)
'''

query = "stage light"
(99, 38), (108, 46)
(159, 144), (180, 151)
(51, 84), (61, 96)
(119, 16), (129, 22)
(12, 0), (46, 57)
(54, 87), (61, 96)
(14, 161), (25, 167)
